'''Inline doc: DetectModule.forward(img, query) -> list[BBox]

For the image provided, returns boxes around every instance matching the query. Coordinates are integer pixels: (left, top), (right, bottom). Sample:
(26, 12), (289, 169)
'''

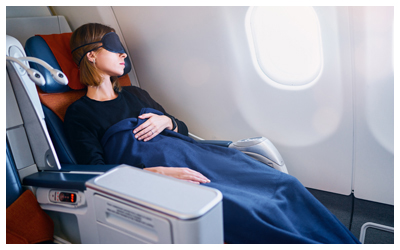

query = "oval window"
(249, 6), (322, 86)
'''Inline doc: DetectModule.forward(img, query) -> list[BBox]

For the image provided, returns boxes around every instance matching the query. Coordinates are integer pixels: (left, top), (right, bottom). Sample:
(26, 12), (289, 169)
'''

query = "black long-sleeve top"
(64, 86), (188, 165)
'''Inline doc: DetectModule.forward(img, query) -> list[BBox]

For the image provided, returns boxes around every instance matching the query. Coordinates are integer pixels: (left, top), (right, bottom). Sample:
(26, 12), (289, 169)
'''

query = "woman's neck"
(86, 77), (118, 101)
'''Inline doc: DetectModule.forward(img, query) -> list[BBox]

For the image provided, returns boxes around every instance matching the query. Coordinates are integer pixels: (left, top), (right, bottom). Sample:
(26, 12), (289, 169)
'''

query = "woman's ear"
(86, 51), (96, 63)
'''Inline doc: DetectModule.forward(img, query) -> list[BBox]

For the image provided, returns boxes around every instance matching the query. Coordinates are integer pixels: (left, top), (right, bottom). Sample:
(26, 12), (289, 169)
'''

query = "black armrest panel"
(60, 164), (119, 172)
(23, 172), (98, 191)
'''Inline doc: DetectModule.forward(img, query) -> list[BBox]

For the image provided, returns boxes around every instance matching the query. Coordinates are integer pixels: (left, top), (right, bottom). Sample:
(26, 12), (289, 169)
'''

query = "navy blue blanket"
(101, 108), (360, 244)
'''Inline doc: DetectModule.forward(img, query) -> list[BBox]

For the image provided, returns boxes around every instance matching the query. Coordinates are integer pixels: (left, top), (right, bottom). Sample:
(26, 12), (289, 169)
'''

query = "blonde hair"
(70, 23), (121, 91)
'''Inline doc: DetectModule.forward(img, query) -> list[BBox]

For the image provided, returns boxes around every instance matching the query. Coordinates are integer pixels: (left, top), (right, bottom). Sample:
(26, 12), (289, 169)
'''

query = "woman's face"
(94, 48), (127, 77)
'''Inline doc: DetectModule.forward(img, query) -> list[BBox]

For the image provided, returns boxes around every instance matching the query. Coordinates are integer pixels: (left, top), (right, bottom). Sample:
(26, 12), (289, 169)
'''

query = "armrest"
(84, 165), (224, 243)
(229, 137), (288, 174)
(197, 140), (232, 147)
(86, 165), (223, 220)
(23, 171), (98, 191)
(22, 164), (134, 191)
(60, 164), (119, 172)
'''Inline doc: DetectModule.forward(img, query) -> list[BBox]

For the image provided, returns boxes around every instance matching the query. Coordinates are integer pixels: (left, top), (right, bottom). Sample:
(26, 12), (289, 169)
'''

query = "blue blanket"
(101, 108), (360, 244)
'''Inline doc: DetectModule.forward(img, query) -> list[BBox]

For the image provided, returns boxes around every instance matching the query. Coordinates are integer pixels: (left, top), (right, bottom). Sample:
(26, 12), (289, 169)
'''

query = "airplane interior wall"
(17, 6), (393, 205)
(350, 7), (394, 205)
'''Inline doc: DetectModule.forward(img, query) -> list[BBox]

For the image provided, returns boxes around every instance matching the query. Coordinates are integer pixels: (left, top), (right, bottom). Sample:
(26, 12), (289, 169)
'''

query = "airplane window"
(248, 7), (322, 86)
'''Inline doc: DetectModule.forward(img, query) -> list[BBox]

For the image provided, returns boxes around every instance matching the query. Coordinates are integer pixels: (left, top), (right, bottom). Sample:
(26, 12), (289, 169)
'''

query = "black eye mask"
(72, 32), (126, 66)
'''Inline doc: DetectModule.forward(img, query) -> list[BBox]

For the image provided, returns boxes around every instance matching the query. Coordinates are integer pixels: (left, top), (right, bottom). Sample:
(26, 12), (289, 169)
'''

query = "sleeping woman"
(64, 23), (360, 244)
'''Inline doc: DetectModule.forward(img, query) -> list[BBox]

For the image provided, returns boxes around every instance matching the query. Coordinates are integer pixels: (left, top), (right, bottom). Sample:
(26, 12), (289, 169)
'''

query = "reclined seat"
(24, 32), (132, 166)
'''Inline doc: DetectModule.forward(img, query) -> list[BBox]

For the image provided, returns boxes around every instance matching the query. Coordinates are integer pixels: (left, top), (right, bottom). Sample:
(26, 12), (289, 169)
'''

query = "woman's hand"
(144, 167), (211, 184)
(133, 113), (174, 141)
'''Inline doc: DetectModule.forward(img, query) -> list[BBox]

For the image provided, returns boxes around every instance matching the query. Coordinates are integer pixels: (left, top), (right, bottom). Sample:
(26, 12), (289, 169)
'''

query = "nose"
(120, 52), (127, 58)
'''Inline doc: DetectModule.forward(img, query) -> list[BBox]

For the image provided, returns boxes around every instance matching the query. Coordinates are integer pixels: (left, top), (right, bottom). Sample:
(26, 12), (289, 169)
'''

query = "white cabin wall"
(350, 7), (394, 205)
(231, 6), (355, 196)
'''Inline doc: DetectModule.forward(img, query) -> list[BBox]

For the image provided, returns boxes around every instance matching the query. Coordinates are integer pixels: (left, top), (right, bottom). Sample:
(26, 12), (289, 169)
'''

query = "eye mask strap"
(72, 32), (125, 66)
(71, 41), (101, 54)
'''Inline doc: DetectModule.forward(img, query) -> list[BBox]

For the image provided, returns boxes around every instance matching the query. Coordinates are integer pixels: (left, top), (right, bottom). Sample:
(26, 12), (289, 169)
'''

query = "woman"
(66, 23), (210, 184)
(65, 23), (360, 244)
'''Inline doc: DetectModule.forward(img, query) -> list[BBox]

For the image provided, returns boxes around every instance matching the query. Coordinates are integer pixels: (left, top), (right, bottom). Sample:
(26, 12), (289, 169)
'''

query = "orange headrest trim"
(38, 33), (85, 90)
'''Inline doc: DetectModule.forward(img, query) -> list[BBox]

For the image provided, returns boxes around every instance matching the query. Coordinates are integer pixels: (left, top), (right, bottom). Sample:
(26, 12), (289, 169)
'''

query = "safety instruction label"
(105, 201), (155, 229)
(94, 194), (172, 243)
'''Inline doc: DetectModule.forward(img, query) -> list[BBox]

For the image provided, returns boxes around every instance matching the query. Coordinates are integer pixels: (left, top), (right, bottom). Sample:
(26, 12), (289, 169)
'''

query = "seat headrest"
(24, 33), (132, 93)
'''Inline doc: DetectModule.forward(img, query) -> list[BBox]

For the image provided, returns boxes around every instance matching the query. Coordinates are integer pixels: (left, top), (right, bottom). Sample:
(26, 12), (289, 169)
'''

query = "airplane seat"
(24, 33), (132, 165)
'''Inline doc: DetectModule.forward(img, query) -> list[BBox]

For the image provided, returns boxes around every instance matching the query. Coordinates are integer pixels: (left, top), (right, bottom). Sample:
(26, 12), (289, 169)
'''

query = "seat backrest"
(24, 32), (132, 165)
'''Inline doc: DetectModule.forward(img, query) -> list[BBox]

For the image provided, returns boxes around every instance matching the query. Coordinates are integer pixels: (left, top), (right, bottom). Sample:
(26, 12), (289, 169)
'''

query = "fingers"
(133, 113), (159, 141)
(174, 168), (211, 184)
(134, 114), (174, 141)
(134, 124), (157, 141)
(144, 167), (211, 184)
(138, 113), (153, 120)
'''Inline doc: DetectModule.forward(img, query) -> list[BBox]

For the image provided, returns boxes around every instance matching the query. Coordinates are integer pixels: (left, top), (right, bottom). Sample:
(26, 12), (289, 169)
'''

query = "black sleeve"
(64, 105), (106, 165)
(123, 86), (189, 136)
